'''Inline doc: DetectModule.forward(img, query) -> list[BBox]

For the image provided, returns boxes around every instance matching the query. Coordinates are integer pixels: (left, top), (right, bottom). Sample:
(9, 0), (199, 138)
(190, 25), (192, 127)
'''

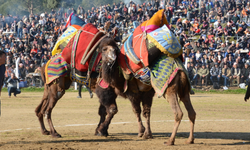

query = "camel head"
(99, 28), (119, 68)
(98, 36), (119, 83)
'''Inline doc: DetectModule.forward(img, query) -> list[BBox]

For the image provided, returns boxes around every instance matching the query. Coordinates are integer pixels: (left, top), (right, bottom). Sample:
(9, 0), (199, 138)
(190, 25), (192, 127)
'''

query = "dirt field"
(1, 91), (250, 149)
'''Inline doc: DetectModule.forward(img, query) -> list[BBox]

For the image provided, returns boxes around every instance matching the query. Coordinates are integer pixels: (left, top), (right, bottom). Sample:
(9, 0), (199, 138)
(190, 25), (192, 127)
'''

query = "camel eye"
(102, 47), (107, 51)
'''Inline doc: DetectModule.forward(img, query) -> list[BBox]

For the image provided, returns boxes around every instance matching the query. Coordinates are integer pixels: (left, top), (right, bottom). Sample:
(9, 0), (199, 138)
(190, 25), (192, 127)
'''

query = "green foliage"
(193, 88), (247, 94)
(47, 0), (59, 9)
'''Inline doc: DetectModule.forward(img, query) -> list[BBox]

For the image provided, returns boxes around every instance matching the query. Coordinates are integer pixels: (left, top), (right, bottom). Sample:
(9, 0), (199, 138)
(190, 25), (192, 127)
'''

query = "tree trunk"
(30, 2), (33, 14)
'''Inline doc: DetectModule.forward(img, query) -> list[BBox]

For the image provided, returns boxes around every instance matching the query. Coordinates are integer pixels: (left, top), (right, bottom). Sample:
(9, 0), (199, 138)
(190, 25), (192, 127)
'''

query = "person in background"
(198, 64), (209, 86)
(240, 63), (250, 84)
(191, 64), (200, 86)
(6, 73), (21, 98)
(210, 63), (221, 84)
(221, 64), (231, 87)
(0, 51), (6, 96)
(230, 63), (241, 85)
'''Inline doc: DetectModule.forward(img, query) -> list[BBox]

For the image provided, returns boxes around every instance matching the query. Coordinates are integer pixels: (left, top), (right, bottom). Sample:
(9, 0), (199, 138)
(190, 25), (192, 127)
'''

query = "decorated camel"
(94, 9), (196, 145)
(35, 9), (196, 146)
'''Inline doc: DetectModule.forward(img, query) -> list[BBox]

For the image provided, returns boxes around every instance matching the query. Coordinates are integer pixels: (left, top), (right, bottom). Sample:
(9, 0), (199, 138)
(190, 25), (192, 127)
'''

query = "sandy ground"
(1, 91), (250, 149)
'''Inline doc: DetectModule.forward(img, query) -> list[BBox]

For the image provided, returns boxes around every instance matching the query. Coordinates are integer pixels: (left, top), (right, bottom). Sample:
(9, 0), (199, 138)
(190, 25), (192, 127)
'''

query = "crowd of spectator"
(0, 0), (250, 89)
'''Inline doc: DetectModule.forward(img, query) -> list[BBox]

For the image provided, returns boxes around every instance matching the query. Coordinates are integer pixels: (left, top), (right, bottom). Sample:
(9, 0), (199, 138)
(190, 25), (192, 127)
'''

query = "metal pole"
(15, 57), (20, 89)
(74, 82), (77, 90)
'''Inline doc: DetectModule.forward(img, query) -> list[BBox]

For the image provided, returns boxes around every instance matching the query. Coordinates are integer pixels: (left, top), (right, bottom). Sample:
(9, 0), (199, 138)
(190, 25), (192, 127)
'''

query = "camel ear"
(97, 47), (101, 53)
(110, 27), (118, 38)
(104, 21), (111, 33)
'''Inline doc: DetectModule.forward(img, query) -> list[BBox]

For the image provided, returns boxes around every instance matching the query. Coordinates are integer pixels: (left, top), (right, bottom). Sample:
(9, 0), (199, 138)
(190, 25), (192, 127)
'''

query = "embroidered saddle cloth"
(52, 25), (82, 56)
(150, 55), (189, 97)
(147, 25), (182, 58)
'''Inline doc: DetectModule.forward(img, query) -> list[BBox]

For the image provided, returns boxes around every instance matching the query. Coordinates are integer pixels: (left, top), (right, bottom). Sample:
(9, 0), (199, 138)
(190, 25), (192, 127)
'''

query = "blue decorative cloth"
(147, 24), (182, 58)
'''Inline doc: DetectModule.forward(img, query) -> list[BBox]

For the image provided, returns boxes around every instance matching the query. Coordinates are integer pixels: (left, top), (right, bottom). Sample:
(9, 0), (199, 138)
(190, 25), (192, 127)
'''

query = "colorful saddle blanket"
(45, 53), (68, 84)
(147, 25), (182, 58)
(119, 24), (148, 75)
(61, 23), (103, 73)
(52, 25), (82, 56)
(150, 55), (189, 97)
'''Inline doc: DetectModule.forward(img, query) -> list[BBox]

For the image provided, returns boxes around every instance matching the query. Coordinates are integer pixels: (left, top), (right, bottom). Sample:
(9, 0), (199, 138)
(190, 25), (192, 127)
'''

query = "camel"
(94, 38), (196, 145)
(35, 36), (120, 138)
(35, 22), (195, 145)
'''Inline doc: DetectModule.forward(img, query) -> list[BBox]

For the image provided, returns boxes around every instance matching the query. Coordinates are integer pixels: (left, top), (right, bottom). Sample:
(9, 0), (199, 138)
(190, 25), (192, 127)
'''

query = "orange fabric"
(236, 27), (243, 34)
(242, 10), (247, 17)
(141, 9), (169, 33)
(193, 23), (199, 29)
(71, 24), (82, 30)
(54, 26), (60, 32)
(119, 25), (148, 74)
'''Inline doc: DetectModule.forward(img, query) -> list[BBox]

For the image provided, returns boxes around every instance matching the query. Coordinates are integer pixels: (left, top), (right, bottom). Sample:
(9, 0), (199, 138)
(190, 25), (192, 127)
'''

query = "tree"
(13, 0), (44, 14)
(47, 0), (59, 9)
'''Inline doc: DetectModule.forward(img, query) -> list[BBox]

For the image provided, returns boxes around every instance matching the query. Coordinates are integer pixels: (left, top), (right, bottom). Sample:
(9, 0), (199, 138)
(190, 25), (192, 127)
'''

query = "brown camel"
(94, 39), (196, 145)
(35, 37), (120, 138)
(35, 35), (195, 145)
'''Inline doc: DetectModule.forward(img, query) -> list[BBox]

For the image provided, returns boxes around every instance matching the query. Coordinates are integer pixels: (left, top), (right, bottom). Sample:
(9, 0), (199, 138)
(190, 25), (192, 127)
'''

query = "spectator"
(198, 64), (209, 86)
(222, 64), (231, 87)
(17, 19), (24, 38)
(210, 63), (221, 84)
(241, 63), (250, 83)
(191, 64), (200, 86)
(6, 73), (21, 98)
(230, 63), (241, 85)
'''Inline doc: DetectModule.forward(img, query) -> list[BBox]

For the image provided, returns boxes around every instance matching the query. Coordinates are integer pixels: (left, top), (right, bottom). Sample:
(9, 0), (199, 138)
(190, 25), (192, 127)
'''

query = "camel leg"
(35, 89), (50, 135)
(141, 89), (154, 139)
(95, 104), (107, 135)
(178, 71), (196, 144)
(164, 83), (183, 145)
(180, 92), (196, 144)
(44, 82), (66, 138)
(95, 86), (118, 137)
(129, 98), (145, 137)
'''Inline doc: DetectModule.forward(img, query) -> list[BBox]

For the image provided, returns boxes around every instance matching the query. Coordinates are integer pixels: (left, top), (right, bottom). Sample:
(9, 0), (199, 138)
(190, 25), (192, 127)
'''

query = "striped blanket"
(45, 53), (68, 84)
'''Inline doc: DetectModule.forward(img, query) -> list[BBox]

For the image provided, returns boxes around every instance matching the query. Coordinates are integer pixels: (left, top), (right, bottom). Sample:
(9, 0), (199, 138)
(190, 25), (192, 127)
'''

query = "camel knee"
(174, 111), (183, 122)
(109, 104), (118, 115)
(57, 91), (65, 99)
(143, 108), (150, 118)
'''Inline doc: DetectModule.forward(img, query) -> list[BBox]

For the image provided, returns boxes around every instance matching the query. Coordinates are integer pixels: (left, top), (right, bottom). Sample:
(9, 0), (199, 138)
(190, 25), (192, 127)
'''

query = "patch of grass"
(193, 88), (247, 94)
(1, 87), (88, 92)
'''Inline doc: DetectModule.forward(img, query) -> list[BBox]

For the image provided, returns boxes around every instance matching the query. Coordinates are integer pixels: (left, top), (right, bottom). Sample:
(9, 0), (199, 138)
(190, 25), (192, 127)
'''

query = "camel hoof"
(164, 140), (174, 146)
(42, 130), (50, 135)
(51, 133), (62, 138)
(138, 133), (144, 137)
(142, 133), (153, 139)
(185, 139), (194, 144)
(95, 131), (109, 137)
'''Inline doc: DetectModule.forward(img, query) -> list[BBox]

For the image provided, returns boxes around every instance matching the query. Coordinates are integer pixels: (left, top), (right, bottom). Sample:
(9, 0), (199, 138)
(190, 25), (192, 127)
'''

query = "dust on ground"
(0, 91), (250, 149)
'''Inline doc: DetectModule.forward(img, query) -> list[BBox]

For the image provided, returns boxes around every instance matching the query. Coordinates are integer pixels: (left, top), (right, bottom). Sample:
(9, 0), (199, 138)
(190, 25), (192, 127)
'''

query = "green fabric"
(150, 55), (189, 97)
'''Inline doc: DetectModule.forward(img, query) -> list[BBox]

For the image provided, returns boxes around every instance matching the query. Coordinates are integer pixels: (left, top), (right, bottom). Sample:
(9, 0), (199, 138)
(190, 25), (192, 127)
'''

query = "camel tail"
(41, 64), (47, 83)
(178, 71), (191, 98)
